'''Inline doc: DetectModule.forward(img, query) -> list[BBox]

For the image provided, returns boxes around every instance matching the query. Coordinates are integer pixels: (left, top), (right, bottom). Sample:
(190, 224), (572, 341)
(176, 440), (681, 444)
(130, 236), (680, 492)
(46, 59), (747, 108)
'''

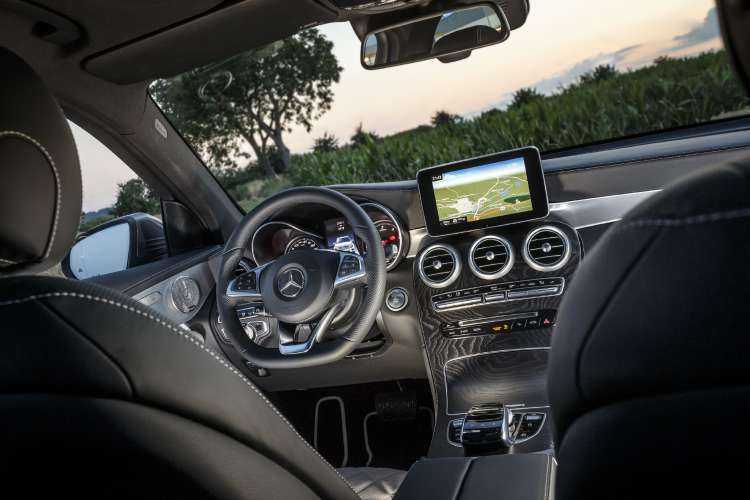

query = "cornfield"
(287, 51), (748, 187)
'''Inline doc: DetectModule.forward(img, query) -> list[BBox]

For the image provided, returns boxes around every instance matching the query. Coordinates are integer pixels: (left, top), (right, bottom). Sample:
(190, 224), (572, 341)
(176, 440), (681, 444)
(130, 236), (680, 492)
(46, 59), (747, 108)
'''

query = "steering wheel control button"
(276, 265), (306, 299)
(338, 254), (361, 278)
(234, 273), (257, 291)
(386, 287), (409, 312)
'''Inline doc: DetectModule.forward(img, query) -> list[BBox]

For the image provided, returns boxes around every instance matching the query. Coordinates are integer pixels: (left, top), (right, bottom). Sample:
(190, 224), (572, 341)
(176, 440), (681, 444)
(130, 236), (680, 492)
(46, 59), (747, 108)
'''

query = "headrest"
(717, 0), (750, 95)
(0, 48), (82, 275)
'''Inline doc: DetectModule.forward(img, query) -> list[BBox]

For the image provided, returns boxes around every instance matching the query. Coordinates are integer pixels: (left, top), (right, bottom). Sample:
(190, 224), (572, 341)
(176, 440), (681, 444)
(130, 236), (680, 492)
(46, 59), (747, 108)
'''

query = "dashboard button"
(484, 292), (506, 302)
(434, 296), (482, 310)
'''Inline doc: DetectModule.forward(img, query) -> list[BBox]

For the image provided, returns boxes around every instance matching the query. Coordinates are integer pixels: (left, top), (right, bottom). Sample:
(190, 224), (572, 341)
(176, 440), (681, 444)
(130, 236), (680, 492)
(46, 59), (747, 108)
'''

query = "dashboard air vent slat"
(418, 244), (461, 288)
(523, 226), (571, 272)
(469, 235), (514, 280)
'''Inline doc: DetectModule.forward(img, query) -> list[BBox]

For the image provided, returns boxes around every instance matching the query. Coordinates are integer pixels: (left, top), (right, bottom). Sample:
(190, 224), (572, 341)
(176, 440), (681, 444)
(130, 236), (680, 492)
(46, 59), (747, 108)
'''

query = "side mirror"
(361, 3), (510, 69)
(62, 213), (167, 280)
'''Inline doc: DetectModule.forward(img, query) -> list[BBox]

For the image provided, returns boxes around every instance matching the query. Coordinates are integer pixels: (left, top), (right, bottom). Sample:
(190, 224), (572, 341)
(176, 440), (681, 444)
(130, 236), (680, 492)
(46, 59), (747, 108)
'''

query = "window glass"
(151, 1), (750, 212)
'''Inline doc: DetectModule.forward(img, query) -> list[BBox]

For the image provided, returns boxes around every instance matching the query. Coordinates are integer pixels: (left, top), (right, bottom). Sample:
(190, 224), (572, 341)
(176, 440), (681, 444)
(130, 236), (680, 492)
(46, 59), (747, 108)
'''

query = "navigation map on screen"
(432, 158), (532, 227)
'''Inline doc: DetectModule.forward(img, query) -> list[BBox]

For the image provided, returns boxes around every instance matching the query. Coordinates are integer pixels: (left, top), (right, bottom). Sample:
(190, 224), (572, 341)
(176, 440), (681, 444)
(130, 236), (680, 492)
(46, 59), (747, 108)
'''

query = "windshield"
(150, 0), (749, 211)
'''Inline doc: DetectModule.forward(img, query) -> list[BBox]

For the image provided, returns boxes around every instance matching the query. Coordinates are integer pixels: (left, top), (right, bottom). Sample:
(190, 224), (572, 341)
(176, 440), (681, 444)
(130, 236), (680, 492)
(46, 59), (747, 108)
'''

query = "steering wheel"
(217, 187), (387, 369)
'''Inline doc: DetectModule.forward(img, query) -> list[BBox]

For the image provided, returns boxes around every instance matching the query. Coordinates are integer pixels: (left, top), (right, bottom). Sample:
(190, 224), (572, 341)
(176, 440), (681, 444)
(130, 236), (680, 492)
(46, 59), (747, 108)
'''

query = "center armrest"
(394, 453), (553, 500)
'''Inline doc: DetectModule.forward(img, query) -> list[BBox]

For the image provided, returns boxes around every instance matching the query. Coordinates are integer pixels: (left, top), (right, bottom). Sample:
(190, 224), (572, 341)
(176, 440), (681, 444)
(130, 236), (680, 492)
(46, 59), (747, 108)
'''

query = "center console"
(413, 148), (581, 458)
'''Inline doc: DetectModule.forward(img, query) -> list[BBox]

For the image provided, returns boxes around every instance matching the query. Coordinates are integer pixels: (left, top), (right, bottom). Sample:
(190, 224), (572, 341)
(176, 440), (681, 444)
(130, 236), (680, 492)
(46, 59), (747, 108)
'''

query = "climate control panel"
(431, 277), (564, 312)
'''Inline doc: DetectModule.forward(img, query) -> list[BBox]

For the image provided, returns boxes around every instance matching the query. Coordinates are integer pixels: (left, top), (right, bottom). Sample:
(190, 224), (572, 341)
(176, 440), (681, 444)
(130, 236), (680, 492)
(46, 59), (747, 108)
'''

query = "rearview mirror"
(361, 3), (509, 69)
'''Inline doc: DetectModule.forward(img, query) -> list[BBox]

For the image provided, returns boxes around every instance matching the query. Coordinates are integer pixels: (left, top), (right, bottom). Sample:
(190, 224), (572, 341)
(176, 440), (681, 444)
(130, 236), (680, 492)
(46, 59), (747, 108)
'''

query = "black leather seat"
(548, 144), (750, 497)
(0, 47), (404, 499)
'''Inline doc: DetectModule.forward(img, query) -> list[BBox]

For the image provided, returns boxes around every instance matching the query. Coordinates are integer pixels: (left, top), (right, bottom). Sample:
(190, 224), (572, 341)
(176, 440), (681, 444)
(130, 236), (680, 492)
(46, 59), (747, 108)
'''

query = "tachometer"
(285, 235), (320, 254)
(376, 220), (400, 267)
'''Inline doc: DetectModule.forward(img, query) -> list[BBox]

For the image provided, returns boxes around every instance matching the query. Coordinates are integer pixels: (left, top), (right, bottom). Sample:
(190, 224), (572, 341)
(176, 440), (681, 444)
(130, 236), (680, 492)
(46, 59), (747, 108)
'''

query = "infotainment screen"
(417, 147), (548, 236)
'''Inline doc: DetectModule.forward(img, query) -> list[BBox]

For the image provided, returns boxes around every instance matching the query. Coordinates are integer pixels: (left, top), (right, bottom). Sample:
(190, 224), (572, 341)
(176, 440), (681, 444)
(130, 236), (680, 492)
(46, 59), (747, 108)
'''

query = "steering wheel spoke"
(333, 251), (367, 290)
(226, 261), (272, 304)
(278, 302), (344, 356)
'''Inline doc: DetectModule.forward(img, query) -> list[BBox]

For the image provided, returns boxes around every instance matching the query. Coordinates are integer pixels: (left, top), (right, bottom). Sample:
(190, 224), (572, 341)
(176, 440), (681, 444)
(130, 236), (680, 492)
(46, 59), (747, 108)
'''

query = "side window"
(59, 121), (167, 280)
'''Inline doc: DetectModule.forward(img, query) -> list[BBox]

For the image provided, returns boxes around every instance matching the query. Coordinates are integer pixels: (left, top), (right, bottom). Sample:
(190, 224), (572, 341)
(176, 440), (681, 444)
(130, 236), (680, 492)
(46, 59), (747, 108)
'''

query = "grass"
(221, 51), (749, 210)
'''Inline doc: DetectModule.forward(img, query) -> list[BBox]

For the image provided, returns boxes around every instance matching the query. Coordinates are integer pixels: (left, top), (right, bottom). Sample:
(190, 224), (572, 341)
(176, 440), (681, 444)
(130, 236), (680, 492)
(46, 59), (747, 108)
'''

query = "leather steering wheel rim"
(217, 187), (387, 369)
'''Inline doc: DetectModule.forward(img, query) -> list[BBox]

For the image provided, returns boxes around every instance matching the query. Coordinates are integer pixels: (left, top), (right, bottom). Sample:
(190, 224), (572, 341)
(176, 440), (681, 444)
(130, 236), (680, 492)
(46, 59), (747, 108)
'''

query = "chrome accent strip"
(549, 189), (660, 229)
(417, 243), (462, 289)
(407, 227), (428, 258)
(443, 347), (551, 416)
(522, 226), (572, 272)
(468, 235), (514, 280)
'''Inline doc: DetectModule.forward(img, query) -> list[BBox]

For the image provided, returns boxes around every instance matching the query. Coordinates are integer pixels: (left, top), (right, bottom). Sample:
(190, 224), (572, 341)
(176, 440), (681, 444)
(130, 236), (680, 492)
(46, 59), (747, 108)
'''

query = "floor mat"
(276, 379), (433, 469)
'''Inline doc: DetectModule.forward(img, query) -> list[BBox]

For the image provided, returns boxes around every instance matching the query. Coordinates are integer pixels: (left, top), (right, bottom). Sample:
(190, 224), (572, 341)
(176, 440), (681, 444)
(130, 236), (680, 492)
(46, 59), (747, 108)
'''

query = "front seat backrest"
(0, 46), (360, 499)
(548, 159), (750, 499)
(0, 48), (81, 275)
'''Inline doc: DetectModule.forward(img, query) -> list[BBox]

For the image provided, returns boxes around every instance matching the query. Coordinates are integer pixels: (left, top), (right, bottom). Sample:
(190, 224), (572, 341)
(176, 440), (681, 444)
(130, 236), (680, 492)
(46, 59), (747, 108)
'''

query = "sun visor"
(84, 0), (337, 85)
(717, 0), (750, 95)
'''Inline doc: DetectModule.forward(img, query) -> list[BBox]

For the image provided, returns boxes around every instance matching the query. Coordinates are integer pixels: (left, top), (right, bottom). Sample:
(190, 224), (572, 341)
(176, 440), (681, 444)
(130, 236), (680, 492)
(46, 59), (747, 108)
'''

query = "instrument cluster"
(249, 201), (407, 271)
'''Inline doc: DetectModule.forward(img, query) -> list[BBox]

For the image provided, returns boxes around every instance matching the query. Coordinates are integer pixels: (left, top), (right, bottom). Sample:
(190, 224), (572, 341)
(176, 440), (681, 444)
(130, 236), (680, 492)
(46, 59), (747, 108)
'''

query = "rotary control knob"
(386, 287), (409, 312)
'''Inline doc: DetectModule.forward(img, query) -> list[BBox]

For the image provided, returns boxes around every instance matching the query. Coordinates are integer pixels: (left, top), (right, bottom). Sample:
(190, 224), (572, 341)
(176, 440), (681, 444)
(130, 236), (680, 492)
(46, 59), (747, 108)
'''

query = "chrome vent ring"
(523, 226), (571, 272)
(469, 235), (514, 280)
(418, 244), (461, 288)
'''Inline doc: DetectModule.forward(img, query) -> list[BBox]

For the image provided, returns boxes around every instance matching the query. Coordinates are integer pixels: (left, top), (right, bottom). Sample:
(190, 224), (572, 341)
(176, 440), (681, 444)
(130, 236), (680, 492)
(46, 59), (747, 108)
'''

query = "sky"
(436, 159), (526, 189)
(74, 0), (722, 211)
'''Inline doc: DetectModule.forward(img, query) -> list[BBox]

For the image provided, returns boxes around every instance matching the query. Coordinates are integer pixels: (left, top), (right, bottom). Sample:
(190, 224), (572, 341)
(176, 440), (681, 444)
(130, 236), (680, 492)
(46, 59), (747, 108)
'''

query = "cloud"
(672, 7), (719, 49)
(466, 45), (641, 116)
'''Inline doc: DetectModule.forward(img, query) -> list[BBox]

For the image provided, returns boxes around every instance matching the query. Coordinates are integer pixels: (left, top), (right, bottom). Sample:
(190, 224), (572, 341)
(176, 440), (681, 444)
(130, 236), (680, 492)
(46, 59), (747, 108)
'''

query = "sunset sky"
(75, 0), (723, 211)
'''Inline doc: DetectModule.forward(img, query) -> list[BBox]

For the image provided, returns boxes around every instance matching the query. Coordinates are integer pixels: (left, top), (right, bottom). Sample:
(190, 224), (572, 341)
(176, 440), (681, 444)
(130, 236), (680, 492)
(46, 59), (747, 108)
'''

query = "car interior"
(2, 0), (750, 498)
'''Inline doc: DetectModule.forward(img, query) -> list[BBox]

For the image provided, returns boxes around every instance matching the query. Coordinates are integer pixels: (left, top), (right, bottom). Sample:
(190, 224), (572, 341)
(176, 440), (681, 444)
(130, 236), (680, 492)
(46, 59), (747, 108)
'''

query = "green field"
(435, 172), (531, 222)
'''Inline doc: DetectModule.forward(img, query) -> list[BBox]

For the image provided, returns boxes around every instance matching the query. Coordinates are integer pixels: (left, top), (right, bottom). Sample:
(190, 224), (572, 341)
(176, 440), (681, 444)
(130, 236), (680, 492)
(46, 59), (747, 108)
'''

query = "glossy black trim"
(417, 147), (548, 236)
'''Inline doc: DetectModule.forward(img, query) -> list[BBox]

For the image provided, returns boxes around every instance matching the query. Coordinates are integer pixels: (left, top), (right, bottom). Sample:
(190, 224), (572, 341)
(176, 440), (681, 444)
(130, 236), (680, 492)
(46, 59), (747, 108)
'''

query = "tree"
(350, 123), (379, 147)
(113, 179), (160, 217)
(508, 87), (544, 111)
(150, 29), (342, 177)
(579, 64), (618, 85)
(431, 110), (461, 127)
(313, 132), (339, 153)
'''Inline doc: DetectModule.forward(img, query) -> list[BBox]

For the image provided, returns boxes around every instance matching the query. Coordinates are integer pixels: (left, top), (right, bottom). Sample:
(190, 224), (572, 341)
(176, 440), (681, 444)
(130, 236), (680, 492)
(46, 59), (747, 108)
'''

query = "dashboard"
(116, 131), (750, 460)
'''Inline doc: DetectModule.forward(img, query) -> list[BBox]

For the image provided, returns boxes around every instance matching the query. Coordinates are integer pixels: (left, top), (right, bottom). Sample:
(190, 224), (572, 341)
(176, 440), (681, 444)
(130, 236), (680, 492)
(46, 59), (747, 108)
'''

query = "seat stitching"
(0, 130), (61, 262)
(613, 207), (750, 233)
(0, 291), (357, 494)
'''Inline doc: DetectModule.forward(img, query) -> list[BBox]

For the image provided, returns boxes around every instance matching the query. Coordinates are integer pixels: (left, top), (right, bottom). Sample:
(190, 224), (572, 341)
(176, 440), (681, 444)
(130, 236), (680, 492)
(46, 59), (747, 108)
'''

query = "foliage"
(79, 214), (115, 233)
(579, 64), (618, 85)
(112, 179), (160, 217)
(431, 110), (461, 127)
(350, 123), (379, 146)
(150, 29), (341, 177)
(285, 51), (748, 188)
(508, 87), (544, 110)
(313, 132), (339, 153)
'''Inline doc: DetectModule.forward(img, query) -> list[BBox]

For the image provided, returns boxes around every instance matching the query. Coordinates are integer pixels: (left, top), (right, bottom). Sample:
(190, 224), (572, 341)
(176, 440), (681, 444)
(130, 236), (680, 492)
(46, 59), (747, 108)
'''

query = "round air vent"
(418, 244), (461, 288)
(523, 226), (571, 272)
(469, 235), (514, 280)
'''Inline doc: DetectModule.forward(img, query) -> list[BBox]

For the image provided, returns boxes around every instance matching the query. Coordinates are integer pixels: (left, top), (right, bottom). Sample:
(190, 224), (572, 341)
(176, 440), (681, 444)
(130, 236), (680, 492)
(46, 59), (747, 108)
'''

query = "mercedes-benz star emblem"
(277, 268), (306, 298)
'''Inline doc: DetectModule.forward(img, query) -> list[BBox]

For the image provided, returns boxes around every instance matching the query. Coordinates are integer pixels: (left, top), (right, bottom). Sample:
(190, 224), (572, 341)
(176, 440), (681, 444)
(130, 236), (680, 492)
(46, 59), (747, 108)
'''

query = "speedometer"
(285, 235), (320, 254)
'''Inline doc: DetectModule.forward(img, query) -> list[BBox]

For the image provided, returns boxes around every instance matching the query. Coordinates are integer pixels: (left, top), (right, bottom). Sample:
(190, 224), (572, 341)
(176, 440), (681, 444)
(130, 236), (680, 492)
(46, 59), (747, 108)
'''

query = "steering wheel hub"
(260, 249), (338, 324)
